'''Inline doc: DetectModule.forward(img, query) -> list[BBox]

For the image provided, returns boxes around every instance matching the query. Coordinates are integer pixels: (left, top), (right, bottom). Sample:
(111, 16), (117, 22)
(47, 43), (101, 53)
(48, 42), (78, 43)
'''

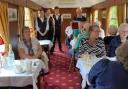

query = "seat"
(39, 40), (52, 59)
(41, 44), (50, 59)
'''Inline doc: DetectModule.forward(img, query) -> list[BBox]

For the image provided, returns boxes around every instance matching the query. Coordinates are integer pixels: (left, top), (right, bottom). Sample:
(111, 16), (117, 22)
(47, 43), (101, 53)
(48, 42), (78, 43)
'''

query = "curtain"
(117, 4), (125, 26)
(18, 6), (24, 40)
(98, 9), (102, 22)
(0, 1), (9, 52)
(106, 7), (110, 36)
(29, 8), (35, 37)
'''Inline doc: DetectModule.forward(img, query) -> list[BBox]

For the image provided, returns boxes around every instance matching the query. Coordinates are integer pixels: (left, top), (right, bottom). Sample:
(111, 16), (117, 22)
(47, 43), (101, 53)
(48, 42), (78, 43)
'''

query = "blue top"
(88, 59), (128, 89)
(108, 35), (121, 57)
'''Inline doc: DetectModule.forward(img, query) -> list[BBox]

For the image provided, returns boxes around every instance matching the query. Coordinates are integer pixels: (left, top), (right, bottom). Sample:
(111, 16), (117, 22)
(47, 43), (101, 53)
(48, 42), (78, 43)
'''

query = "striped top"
(79, 37), (106, 58)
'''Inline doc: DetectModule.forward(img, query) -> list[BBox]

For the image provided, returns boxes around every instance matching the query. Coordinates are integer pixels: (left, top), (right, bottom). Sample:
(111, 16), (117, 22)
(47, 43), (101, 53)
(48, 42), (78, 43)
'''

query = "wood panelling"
(8, 4), (19, 59)
(1, 0), (42, 10)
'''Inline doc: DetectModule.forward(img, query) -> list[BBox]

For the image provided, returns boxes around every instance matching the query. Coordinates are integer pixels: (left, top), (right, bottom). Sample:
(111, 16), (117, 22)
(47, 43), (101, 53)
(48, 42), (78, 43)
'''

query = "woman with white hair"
(79, 25), (106, 58)
(108, 23), (128, 57)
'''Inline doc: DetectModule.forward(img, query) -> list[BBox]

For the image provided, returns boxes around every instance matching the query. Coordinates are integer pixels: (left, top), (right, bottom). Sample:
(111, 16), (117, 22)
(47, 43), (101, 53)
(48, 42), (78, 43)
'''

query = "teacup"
(14, 65), (23, 74)
(24, 59), (32, 73)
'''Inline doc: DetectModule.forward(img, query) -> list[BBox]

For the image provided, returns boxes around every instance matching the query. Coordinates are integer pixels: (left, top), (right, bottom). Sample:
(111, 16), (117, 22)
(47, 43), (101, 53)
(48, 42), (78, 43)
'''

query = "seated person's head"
(78, 21), (85, 31)
(109, 25), (118, 36)
(118, 23), (128, 43)
(88, 25), (100, 39)
(83, 22), (90, 32)
(94, 21), (102, 28)
(116, 40), (128, 70)
(22, 26), (31, 40)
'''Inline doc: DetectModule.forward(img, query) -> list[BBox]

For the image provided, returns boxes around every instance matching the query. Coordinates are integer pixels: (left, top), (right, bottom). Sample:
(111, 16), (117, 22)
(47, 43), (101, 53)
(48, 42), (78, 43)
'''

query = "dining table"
(76, 56), (116, 89)
(0, 59), (45, 89)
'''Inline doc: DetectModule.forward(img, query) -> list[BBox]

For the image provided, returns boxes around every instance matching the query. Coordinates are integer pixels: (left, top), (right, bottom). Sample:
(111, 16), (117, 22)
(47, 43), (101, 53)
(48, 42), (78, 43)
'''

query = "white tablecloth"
(39, 40), (53, 49)
(76, 57), (116, 89)
(0, 59), (44, 89)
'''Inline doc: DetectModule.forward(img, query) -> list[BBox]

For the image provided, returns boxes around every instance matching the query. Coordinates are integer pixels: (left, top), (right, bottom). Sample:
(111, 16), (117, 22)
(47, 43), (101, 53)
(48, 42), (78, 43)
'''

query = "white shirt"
(99, 28), (105, 39)
(54, 14), (63, 22)
(70, 38), (77, 49)
(65, 26), (73, 37)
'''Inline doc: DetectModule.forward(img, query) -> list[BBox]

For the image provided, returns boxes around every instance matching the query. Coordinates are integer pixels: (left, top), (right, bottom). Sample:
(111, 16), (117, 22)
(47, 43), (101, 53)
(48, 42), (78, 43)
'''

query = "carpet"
(41, 43), (82, 89)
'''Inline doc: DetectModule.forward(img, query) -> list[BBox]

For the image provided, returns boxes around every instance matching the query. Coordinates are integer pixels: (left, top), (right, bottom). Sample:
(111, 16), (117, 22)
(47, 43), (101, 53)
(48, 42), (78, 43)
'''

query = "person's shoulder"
(98, 37), (104, 42)
(94, 58), (110, 68)
(81, 38), (88, 43)
(110, 35), (121, 44)
(98, 37), (104, 40)
(18, 40), (24, 48)
(111, 35), (120, 41)
(36, 17), (39, 19)
(66, 26), (71, 29)
(81, 16), (87, 21)
(32, 37), (39, 42)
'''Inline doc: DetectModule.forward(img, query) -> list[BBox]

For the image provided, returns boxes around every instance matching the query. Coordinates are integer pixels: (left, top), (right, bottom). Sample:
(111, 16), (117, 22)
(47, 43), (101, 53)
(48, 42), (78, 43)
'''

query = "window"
(24, 7), (35, 37)
(124, 3), (127, 23)
(90, 13), (93, 24)
(94, 10), (98, 22)
(24, 7), (31, 27)
(109, 6), (118, 27)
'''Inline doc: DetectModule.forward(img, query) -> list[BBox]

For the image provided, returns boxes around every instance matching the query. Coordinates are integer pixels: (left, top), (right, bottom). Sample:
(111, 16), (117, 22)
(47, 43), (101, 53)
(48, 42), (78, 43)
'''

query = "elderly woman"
(108, 23), (128, 57)
(87, 40), (128, 89)
(79, 25), (106, 58)
(18, 27), (49, 72)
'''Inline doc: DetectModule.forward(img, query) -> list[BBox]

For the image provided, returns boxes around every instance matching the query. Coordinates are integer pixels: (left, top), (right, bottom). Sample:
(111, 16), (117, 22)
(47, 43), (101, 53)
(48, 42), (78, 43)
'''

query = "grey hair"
(22, 26), (30, 33)
(94, 21), (101, 26)
(118, 23), (128, 32)
(109, 25), (118, 35)
(116, 40), (128, 70)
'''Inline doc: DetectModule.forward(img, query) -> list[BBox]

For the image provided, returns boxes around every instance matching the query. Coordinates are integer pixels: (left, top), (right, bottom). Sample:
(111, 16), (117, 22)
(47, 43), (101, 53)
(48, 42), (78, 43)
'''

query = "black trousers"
(51, 29), (62, 52)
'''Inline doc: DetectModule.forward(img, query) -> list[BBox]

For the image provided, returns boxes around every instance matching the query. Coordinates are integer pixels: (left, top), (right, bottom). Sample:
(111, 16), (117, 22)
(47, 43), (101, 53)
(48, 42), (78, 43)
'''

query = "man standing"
(44, 9), (55, 42)
(35, 9), (48, 40)
(51, 6), (63, 53)
(73, 8), (86, 22)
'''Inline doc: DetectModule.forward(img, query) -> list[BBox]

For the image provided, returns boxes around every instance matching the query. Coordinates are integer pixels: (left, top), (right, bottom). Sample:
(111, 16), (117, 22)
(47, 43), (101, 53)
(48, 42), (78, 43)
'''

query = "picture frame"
(102, 10), (106, 18)
(62, 14), (71, 19)
(8, 8), (17, 21)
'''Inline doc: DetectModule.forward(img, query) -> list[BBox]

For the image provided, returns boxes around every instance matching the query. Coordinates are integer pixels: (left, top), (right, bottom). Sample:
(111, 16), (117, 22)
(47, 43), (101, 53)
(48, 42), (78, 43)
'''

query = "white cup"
(24, 59), (32, 73)
(15, 65), (23, 73)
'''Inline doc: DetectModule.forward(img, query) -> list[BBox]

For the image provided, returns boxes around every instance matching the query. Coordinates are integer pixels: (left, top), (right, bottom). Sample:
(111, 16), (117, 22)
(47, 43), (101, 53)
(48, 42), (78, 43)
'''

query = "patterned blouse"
(79, 37), (106, 58)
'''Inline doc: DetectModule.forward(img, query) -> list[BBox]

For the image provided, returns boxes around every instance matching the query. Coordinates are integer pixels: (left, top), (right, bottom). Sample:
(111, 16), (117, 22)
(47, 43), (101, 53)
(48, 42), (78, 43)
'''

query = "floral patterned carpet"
(40, 43), (82, 89)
